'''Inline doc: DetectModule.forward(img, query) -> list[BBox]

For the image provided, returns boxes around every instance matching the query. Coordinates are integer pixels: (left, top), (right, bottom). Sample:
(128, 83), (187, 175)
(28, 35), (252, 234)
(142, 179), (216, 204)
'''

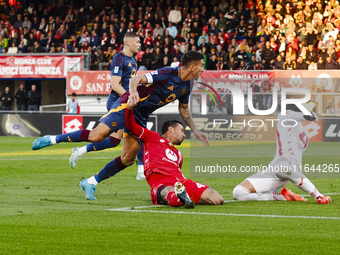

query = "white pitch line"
(109, 209), (340, 220)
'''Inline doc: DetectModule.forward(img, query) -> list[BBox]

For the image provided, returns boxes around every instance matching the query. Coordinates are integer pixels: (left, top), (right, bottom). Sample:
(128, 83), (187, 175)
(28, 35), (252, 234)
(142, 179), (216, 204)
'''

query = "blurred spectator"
(1, 86), (14, 110)
(33, 41), (44, 53)
(275, 55), (284, 70)
(308, 61), (318, 71)
(27, 85), (41, 111)
(166, 22), (178, 38)
(325, 56), (338, 69)
(89, 29), (99, 50)
(15, 83), (27, 111)
(168, 5), (182, 25)
(151, 47), (163, 69)
(296, 56), (308, 70)
(170, 56), (180, 67)
(7, 42), (18, 53)
(283, 55), (296, 70)
(317, 57), (325, 70)
(261, 41), (275, 69)
(18, 40), (28, 53)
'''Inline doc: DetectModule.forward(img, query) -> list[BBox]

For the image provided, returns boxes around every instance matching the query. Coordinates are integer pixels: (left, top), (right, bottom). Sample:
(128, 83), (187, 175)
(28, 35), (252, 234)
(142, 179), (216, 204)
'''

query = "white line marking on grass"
(108, 208), (340, 220)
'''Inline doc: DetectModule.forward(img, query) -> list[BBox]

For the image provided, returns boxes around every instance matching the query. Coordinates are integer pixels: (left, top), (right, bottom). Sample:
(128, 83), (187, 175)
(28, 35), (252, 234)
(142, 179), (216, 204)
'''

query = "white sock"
(296, 177), (322, 198)
(272, 192), (286, 201)
(137, 164), (144, 175)
(79, 146), (87, 156)
(87, 176), (98, 186)
(233, 185), (275, 201)
(50, 135), (57, 145)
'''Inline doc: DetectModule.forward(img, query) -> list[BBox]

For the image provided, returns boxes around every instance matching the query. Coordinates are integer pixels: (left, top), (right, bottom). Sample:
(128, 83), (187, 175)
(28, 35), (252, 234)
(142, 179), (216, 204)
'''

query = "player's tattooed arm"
(179, 102), (209, 146)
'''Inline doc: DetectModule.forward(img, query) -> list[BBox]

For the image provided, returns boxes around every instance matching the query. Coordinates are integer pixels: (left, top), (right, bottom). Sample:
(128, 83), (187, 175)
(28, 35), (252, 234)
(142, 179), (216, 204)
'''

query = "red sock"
(166, 191), (182, 207)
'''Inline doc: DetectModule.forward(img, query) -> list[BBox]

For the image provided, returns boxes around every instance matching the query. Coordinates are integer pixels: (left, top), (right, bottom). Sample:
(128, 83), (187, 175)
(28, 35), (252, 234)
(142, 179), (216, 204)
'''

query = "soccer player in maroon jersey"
(125, 95), (224, 208)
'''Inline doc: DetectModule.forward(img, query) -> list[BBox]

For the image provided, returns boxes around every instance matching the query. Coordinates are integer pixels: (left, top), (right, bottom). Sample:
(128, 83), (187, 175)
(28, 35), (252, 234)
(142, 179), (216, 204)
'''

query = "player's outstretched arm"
(178, 102), (209, 146)
(129, 74), (147, 103)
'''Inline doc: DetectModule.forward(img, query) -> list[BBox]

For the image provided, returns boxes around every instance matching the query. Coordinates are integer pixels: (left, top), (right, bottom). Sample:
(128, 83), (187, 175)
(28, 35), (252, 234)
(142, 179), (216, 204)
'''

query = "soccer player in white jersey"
(233, 103), (331, 204)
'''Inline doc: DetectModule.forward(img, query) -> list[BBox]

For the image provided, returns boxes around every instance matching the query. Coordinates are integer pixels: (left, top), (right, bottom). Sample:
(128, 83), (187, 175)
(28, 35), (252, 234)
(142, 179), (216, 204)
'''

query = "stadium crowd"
(1, 0), (340, 71)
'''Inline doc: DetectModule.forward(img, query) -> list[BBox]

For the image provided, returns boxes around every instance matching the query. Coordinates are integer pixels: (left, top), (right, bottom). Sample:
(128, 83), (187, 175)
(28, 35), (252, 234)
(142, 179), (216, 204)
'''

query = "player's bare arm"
(110, 76), (126, 96)
(178, 102), (209, 146)
(129, 74), (147, 104)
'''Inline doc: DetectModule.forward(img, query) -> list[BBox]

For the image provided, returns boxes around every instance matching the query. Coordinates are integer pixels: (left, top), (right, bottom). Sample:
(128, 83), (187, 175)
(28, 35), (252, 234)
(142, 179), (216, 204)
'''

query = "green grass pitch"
(0, 137), (339, 254)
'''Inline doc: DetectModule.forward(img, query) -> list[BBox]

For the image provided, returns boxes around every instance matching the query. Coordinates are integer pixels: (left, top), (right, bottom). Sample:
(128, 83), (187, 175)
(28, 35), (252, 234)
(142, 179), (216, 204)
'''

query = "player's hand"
(127, 95), (138, 109)
(129, 91), (140, 105)
(194, 130), (209, 146)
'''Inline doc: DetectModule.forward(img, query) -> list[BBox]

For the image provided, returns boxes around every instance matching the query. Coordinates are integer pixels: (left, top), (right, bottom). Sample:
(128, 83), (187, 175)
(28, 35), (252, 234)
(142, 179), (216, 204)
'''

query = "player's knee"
(213, 192), (224, 205)
(233, 185), (250, 201)
(121, 155), (135, 166)
(201, 188), (224, 205)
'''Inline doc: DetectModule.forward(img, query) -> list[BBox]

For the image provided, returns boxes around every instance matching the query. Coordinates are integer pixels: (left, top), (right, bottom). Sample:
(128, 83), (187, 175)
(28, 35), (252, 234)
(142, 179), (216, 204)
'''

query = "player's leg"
(233, 170), (305, 201)
(32, 123), (112, 150)
(274, 157), (331, 204)
(197, 188), (224, 205)
(80, 134), (140, 200)
(148, 174), (194, 208)
(69, 130), (123, 168)
(136, 145), (145, 180)
(181, 179), (223, 205)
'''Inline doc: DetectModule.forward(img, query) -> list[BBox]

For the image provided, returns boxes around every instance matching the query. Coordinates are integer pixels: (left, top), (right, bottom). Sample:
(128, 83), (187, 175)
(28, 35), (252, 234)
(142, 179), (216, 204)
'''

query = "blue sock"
(86, 136), (120, 152)
(96, 156), (127, 183)
(56, 130), (90, 143)
(137, 145), (143, 165)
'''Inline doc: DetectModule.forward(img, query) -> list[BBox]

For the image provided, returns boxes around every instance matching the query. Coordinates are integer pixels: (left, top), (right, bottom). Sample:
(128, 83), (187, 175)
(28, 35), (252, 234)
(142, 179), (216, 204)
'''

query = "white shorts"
(246, 170), (290, 195)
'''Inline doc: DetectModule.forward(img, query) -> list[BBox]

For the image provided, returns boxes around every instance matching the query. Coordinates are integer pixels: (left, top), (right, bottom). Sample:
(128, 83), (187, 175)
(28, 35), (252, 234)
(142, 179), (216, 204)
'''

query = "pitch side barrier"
(0, 112), (339, 143)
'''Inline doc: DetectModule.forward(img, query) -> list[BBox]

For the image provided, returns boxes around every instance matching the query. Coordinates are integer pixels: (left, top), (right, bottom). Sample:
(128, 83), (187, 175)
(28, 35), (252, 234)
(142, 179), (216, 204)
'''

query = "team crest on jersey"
(181, 89), (186, 94)
(114, 66), (119, 73)
(111, 121), (117, 127)
(166, 148), (177, 161)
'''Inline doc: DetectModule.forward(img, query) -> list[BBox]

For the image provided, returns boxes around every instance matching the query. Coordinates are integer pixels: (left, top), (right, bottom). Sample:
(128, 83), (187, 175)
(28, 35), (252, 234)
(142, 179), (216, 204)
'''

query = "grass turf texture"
(0, 137), (339, 254)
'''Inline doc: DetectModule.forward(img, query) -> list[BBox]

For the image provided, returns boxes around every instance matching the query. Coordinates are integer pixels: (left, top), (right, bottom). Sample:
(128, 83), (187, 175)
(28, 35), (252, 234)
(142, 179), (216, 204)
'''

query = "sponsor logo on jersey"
(166, 148), (177, 161)
(114, 66), (119, 73)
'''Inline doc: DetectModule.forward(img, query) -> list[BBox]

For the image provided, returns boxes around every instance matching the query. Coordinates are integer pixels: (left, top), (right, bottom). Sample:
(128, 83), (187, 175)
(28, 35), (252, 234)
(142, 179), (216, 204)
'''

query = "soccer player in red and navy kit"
(125, 95), (224, 208)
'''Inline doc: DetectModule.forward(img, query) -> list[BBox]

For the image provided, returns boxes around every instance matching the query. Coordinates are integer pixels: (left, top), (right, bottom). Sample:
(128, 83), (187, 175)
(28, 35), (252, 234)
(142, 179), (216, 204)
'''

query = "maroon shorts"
(147, 172), (210, 205)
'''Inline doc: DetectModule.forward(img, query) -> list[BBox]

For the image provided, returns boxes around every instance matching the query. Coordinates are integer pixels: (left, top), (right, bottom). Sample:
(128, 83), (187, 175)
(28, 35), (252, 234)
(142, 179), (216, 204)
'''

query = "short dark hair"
(181, 51), (204, 67)
(161, 120), (183, 135)
(71, 92), (77, 97)
(123, 32), (138, 42)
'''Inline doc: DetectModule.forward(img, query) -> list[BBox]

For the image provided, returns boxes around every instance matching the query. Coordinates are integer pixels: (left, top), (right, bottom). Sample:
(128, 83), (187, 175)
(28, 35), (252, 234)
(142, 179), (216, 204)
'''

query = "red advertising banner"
(0, 55), (84, 78)
(67, 70), (149, 95)
(68, 70), (340, 95)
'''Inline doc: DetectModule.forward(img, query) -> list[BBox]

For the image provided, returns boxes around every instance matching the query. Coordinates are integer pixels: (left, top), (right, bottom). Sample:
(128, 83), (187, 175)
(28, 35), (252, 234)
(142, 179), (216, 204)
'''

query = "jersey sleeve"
(110, 53), (124, 77)
(143, 67), (178, 85)
(178, 87), (190, 104)
(125, 108), (156, 143)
